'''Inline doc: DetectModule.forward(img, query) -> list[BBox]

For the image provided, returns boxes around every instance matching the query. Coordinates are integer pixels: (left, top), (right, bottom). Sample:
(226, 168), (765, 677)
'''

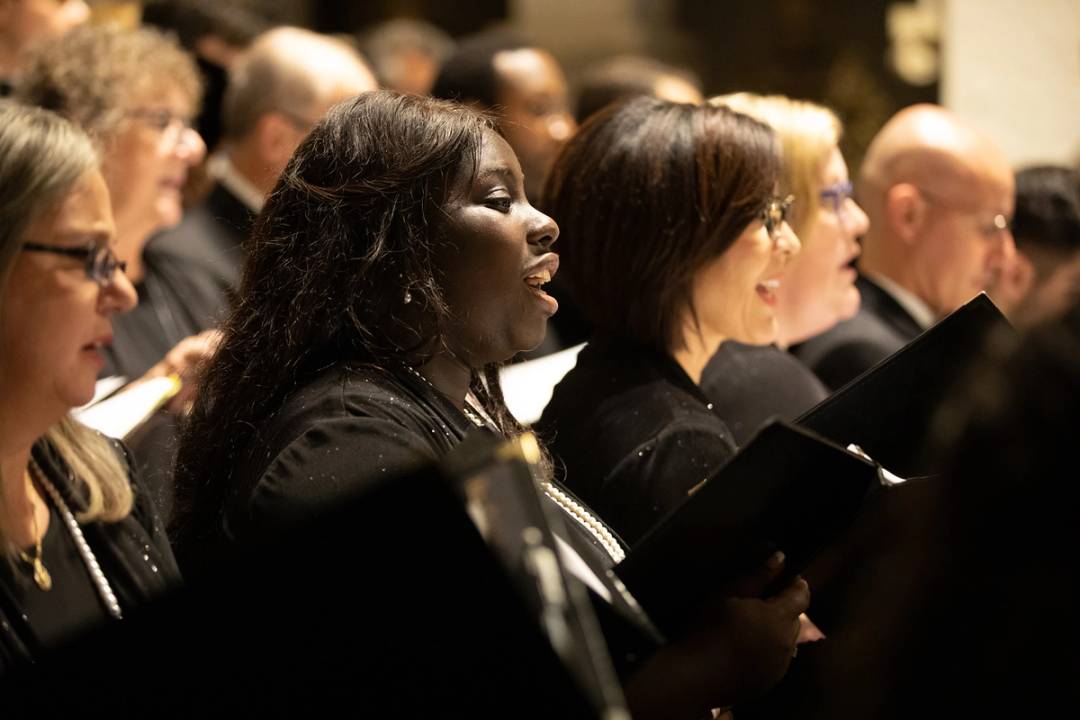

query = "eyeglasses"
(761, 195), (795, 239)
(125, 108), (195, 147)
(22, 242), (127, 286)
(820, 180), (855, 215)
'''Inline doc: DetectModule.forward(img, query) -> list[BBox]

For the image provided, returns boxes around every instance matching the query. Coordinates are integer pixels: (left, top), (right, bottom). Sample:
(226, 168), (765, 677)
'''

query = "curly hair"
(172, 91), (530, 553)
(13, 24), (202, 140)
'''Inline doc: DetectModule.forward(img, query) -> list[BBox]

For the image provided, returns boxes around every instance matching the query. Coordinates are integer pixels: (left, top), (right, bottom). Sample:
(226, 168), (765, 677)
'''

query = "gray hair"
(0, 103), (133, 555)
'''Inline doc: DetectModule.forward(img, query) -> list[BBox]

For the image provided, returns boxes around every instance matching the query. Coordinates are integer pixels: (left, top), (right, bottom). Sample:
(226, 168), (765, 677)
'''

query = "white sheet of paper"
(73, 376), (180, 439)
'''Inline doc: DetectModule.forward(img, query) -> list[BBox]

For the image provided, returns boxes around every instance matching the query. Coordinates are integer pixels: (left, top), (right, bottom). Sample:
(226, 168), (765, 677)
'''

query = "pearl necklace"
(539, 482), (625, 564)
(400, 362), (626, 563)
(29, 460), (123, 620)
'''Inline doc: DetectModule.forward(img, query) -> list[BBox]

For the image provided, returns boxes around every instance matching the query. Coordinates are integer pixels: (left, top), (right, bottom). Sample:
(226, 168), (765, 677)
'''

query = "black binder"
(5, 435), (622, 719)
(614, 420), (883, 635)
(797, 293), (1012, 478)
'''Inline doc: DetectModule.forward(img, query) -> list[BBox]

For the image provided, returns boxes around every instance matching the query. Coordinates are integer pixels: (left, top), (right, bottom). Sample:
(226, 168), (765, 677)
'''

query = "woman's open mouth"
(756, 278), (781, 306)
(524, 254), (560, 316)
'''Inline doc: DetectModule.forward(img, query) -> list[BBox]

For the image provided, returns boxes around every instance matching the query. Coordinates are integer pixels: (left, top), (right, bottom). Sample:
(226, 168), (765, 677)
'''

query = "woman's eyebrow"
(478, 165), (523, 186)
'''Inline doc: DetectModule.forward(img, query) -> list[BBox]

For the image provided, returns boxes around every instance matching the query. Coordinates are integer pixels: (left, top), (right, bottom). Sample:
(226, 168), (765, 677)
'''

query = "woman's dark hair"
(172, 90), (508, 554)
(541, 96), (780, 352)
(429, 29), (527, 109)
(1012, 165), (1080, 262)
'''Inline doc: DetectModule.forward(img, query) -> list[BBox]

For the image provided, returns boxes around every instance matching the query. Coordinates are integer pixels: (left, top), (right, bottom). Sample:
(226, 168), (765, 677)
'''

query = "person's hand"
(141, 330), (221, 413)
(623, 553), (810, 719)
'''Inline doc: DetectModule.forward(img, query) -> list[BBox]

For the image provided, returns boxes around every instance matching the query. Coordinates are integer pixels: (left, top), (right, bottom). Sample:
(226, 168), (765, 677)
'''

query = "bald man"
(794, 104), (1015, 389)
(148, 26), (377, 295)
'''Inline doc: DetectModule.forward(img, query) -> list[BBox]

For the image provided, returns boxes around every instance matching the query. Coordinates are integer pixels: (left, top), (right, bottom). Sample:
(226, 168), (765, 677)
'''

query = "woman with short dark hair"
(537, 97), (801, 544)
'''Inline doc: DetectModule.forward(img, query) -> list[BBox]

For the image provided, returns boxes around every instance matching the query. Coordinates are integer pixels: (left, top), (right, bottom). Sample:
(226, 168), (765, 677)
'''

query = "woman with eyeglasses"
(0, 104), (181, 673)
(693, 94), (871, 443)
(536, 97), (802, 546)
(15, 24), (218, 382)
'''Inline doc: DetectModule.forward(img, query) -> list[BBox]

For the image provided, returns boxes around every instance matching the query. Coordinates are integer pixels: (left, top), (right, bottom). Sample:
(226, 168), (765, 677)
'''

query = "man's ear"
(884, 183), (927, 245)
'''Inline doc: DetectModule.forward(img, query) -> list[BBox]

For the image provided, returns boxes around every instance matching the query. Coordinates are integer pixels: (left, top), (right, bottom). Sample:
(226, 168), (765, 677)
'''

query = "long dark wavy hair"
(172, 91), (526, 553)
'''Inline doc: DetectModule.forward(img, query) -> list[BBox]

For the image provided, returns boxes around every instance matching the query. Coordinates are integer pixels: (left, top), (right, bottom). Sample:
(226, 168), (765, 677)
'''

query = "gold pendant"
(31, 558), (52, 592)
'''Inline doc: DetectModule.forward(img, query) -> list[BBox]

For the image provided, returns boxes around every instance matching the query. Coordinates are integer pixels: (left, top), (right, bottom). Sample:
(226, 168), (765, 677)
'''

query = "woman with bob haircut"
(699, 93), (871, 443)
(173, 90), (808, 717)
(0, 104), (180, 671)
(536, 96), (802, 545)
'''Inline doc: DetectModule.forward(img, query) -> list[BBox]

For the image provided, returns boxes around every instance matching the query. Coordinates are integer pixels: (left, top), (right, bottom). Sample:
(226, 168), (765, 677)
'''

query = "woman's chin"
(835, 288), (862, 321)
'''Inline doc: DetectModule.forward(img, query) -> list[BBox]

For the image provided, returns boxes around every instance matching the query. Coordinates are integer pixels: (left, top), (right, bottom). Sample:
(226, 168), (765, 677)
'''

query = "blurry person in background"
(0, 103), (179, 672)
(151, 26), (377, 302)
(16, 24), (217, 381)
(0, 0), (88, 94)
(141, 0), (270, 154)
(700, 93), (870, 443)
(987, 165), (1080, 329)
(360, 17), (453, 96)
(432, 31), (576, 202)
(794, 104), (1015, 390)
(575, 54), (702, 124)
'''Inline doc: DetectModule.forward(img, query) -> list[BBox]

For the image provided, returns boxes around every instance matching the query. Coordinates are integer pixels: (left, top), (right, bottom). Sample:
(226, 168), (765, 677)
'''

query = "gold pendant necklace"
(17, 490), (51, 591)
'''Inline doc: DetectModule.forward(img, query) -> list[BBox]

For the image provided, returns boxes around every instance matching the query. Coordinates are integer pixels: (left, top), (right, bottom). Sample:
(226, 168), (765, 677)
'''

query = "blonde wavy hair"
(0, 104), (134, 554)
(710, 93), (841, 242)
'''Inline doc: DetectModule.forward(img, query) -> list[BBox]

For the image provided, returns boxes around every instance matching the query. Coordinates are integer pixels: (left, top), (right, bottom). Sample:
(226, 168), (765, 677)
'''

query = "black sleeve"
(114, 439), (183, 587)
(241, 414), (441, 542)
(597, 421), (738, 546)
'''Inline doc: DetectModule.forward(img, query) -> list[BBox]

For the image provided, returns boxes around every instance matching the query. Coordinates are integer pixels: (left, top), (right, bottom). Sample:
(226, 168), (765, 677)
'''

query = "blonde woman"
(700, 93), (870, 443)
(0, 104), (180, 672)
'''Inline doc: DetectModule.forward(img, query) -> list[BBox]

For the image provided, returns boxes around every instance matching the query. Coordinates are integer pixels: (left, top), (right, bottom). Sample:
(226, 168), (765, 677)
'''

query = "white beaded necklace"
(29, 460), (123, 620)
(538, 481), (625, 564)
(400, 362), (625, 563)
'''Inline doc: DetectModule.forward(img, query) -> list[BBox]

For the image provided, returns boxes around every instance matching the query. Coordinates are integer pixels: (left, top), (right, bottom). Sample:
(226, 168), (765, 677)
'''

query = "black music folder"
(797, 293), (1012, 479)
(614, 420), (885, 635)
(5, 435), (621, 719)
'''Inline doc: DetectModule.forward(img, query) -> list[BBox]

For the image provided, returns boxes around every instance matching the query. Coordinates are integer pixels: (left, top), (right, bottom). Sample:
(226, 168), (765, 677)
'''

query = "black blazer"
(792, 274), (923, 391)
(147, 182), (253, 298)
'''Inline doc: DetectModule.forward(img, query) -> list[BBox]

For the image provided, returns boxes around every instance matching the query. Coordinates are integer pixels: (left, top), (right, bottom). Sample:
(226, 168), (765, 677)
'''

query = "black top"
(793, 274), (923, 391)
(149, 182), (254, 299)
(102, 250), (228, 380)
(700, 341), (829, 446)
(182, 364), (627, 586)
(103, 183), (253, 380)
(537, 333), (738, 546)
(0, 501), (106, 650)
(0, 438), (181, 674)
